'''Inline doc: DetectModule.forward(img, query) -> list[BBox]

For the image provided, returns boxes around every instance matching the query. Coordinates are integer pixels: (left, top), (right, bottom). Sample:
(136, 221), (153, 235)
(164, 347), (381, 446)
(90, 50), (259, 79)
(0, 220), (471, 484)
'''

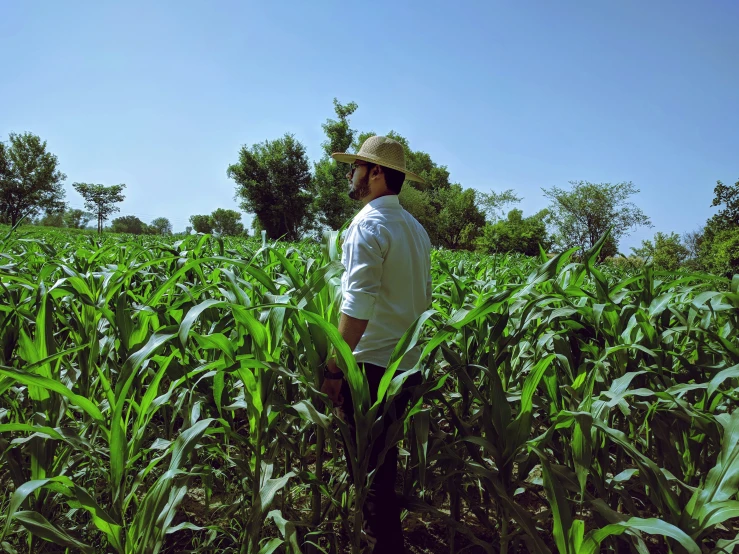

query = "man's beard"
(348, 173), (370, 201)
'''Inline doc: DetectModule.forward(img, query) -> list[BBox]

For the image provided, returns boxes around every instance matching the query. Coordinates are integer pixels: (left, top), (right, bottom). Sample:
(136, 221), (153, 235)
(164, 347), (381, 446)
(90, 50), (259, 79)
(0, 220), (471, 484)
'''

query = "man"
(321, 135), (432, 552)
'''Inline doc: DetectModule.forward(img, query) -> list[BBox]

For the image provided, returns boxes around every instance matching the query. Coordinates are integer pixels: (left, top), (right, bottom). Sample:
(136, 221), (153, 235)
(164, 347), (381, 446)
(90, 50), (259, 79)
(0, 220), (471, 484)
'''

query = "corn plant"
(0, 224), (737, 554)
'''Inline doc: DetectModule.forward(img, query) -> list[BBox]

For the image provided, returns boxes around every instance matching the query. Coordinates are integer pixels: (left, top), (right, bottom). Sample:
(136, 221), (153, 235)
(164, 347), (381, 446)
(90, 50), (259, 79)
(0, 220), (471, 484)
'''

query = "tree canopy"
(310, 99), (359, 230)
(696, 178), (739, 276)
(708, 179), (739, 232)
(150, 217), (173, 235)
(189, 214), (213, 234)
(434, 184), (486, 249)
(8, 103), (691, 271)
(110, 215), (147, 234)
(64, 209), (93, 229)
(37, 211), (65, 228)
(631, 232), (690, 271)
(0, 132), (67, 226)
(73, 183), (126, 233)
(211, 208), (244, 236)
(228, 134), (313, 241)
(543, 180), (652, 259)
(189, 209), (244, 236)
(477, 208), (551, 256)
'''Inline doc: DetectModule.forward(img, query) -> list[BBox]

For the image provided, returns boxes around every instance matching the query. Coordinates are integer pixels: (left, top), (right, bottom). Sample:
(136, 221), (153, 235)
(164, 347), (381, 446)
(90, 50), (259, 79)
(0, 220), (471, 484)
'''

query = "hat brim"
(332, 152), (425, 184)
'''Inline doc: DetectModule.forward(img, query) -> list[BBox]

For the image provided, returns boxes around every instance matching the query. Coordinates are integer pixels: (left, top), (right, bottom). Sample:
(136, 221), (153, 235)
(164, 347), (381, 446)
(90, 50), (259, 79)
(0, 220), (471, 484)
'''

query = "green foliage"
(228, 133), (313, 241)
(149, 217), (172, 235)
(189, 213), (213, 234)
(434, 184), (486, 249)
(0, 132), (67, 226)
(631, 231), (690, 271)
(63, 208), (92, 229)
(398, 185), (436, 238)
(0, 227), (735, 554)
(543, 180), (652, 259)
(310, 99), (359, 230)
(478, 189), (522, 220)
(37, 211), (65, 228)
(708, 178), (739, 231)
(110, 215), (147, 234)
(476, 208), (551, 255)
(73, 182), (126, 233)
(0, 227), (736, 553)
(210, 208), (244, 236)
(682, 228), (705, 270)
(188, 210), (244, 236)
(699, 226), (739, 277)
(695, 179), (739, 277)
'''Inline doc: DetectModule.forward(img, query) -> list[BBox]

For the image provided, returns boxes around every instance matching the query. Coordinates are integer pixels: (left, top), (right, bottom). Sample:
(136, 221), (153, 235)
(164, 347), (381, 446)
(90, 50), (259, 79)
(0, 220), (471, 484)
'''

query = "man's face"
(347, 162), (372, 201)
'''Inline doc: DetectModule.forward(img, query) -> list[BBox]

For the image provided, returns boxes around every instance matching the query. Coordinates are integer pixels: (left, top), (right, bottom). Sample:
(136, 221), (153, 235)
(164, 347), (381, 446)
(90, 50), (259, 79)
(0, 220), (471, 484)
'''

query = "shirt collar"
(354, 194), (400, 220)
(367, 194), (400, 209)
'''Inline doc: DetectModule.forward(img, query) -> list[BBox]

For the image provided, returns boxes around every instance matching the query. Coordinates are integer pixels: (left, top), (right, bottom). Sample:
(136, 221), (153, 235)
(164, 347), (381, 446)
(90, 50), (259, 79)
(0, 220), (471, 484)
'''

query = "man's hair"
(380, 166), (406, 194)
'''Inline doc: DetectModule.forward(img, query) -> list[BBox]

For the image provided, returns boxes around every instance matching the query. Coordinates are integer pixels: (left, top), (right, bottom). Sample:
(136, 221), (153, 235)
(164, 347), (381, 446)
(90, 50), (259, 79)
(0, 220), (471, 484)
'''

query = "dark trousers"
(339, 363), (420, 553)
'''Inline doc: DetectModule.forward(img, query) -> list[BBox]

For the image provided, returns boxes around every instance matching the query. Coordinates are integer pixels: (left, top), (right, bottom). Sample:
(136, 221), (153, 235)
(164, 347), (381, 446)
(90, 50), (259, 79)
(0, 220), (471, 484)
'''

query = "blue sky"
(2, 0), (737, 250)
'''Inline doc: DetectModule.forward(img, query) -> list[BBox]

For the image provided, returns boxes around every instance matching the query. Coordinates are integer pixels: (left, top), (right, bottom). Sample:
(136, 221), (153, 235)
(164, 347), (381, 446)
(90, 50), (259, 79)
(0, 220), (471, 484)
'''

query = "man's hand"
(320, 359), (344, 407)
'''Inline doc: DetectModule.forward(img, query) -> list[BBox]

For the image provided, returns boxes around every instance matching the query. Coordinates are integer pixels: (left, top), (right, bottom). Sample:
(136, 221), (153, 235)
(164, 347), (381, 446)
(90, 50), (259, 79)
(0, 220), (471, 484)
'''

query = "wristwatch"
(323, 366), (344, 380)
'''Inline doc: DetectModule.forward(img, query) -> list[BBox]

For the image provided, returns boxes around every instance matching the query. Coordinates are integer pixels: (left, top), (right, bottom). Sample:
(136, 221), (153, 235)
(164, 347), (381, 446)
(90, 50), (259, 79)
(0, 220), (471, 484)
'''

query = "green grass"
(0, 226), (737, 554)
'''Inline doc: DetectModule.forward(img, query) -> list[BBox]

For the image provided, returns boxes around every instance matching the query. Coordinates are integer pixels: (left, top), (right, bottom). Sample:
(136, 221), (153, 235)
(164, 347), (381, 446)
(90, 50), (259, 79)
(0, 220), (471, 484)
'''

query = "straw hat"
(332, 135), (425, 184)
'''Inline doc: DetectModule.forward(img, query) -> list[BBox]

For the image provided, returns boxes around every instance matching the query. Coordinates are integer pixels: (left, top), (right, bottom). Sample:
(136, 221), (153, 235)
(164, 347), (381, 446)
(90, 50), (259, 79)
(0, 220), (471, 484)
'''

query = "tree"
(110, 215), (147, 235)
(110, 215), (146, 234)
(683, 228), (704, 260)
(189, 214), (213, 234)
(73, 183), (126, 233)
(696, 179), (739, 276)
(682, 228), (704, 270)
(631, 232), (690, 271)
(310, 99), (359, 230)
(476, 209), (552, 256)
(150, 217), (173, 235)
(708, 179), (739, 231)
(38, 211), (65, 227)
(398, 185), (437, 242)
(210, 208), (244, 236)
(188, 210), (244, 236)
(700, 228), (739, 277)
(228, 133), (313, 241)
(0, 132), (67, 226)
(478, 189), (522, 221)
(435, 184), (486, 249)
(64, 208), (93, 229)
(543, 181), (652, 260)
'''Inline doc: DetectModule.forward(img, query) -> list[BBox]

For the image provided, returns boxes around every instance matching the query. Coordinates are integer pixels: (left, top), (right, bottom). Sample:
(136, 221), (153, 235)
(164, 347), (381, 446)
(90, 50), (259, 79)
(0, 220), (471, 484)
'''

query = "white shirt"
(340, 194), (432, 369)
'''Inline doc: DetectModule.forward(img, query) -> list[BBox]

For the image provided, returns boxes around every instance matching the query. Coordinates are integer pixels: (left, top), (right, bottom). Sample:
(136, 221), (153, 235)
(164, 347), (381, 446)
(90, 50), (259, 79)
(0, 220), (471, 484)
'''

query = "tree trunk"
(10, 207), (22, 227)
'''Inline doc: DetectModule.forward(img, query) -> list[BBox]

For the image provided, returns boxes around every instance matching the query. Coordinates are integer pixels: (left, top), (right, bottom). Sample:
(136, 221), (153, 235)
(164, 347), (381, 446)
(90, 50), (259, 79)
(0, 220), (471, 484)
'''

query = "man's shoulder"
(342, 217), (384, 247)
(349, 203), (431, 249)
(400, 210), (431, 245)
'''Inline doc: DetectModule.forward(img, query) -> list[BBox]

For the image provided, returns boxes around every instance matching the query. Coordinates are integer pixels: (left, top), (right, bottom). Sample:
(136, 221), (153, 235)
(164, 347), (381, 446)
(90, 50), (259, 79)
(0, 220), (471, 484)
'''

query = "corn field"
(1, 227), (738, 554)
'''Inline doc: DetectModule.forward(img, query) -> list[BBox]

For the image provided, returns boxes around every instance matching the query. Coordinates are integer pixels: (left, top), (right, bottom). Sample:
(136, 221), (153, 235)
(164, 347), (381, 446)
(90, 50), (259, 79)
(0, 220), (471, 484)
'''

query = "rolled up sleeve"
(341, 222), (385, 320)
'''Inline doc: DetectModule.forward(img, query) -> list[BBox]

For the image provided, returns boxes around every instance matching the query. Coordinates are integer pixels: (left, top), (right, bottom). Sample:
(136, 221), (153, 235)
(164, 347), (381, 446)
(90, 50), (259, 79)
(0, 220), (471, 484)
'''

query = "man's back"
(340, 194), (432, 369)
